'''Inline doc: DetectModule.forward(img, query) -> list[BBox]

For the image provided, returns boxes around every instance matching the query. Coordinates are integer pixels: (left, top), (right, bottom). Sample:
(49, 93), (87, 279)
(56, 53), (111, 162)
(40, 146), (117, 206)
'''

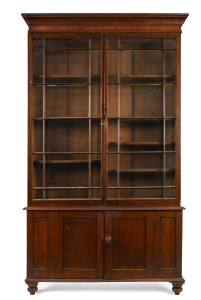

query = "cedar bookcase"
(22, 13), (188, 295)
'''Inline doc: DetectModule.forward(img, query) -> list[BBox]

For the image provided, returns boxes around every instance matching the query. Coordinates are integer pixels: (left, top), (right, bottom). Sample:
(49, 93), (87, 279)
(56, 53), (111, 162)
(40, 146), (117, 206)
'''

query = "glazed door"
(31, 36), (103, 206)
(153, 211), (182, 278)
(106, 36), (177, 206)
(55, 211), (104, 278)
(104, 211), (154, 279)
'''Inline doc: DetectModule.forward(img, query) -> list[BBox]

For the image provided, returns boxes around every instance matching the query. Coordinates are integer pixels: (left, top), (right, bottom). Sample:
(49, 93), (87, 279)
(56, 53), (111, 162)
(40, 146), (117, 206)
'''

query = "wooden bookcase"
(22, 13), (188, 295)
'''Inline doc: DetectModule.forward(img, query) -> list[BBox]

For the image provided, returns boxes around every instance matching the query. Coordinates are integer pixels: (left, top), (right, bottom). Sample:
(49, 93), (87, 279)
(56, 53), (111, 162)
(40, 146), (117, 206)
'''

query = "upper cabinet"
(23, 14), (188, 207)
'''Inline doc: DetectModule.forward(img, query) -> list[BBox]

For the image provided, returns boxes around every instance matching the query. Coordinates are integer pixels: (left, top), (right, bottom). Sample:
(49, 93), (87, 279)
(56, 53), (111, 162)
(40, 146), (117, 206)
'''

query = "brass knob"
(105, 235), (112, 245)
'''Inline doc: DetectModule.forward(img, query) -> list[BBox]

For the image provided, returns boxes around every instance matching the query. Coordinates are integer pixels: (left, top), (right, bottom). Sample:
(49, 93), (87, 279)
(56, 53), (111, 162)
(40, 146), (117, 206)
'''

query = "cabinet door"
(56, 211), (104, 278)
(106, 36), (178, 206)
(154, 211), (182, 278)
(105, 211), (154, 279)
(31, 37), (103, 206)
(27, 211), (56, 278)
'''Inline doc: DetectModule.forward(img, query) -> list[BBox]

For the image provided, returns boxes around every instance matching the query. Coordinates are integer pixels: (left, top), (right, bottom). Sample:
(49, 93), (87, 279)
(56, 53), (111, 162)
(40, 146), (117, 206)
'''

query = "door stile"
(102, 34), (108, 205)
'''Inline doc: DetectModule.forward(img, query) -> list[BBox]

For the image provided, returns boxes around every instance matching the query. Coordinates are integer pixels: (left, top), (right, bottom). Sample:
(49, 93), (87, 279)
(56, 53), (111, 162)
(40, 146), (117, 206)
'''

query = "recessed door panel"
(104, 211), (154, 279)
(56, 211), (104, 278)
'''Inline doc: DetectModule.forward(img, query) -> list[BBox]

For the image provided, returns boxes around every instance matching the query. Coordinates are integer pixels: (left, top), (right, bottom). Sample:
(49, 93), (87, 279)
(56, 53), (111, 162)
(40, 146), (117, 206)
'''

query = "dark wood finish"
(23, 13), (188, 294)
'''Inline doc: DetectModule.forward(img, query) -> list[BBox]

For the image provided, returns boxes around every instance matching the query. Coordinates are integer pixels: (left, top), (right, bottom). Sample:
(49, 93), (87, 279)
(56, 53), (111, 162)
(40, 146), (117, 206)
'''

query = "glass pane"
(46, 38), (101, 50)
(91, 85), (101, 117)
(33, 86), (43, 118)
(91, 120), (101, 152)
(33, 120), (43, 152)
(120, 85), (163, 117)
(46, 50), (89, 83)
(165, 85), (175, 117)
(120, 172), (163, 187)
(120, 50), (163, 76)
(165, 119), (175, 151)
(120, 120), (163, 151)
(46, 189), (89, 199)
(120, 153), (163, 170)
(91, 50), (101, 81)
(108, 154), (117, 172)
(33, 51), (43, 83)
(46, 120), (89, 152)
(107, 188), (118, 198)
(108, 38), (164, 49)
(165, 153), (176, 186)
(46, 38), (89, 49)
(165, 188), (176, 198)
(46, 163), (88, 187)
(120, 38), (164, 49)
(165, 50), (175, 77)
(108, 120), (118, 152)
(91, 154), (101, 187)
(46, 86), (88, 117)
(120, 188), (163, 198)
(108, 85), (118, 117)
(107, 50), (118, 82)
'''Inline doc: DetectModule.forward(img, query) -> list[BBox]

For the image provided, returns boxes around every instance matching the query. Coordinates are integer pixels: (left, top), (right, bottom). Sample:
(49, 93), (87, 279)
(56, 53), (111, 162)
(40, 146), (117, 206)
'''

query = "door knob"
(105, 235), (112, 245)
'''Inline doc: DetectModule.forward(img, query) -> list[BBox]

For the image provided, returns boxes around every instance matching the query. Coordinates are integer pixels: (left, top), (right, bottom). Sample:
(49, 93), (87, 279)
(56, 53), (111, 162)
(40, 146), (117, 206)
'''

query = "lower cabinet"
(27, 210), (182, 280)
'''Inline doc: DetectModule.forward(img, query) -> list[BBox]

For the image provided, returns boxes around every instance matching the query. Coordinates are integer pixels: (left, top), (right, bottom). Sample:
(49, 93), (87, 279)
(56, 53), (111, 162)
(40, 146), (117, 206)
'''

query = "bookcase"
(22, 13), (188, 295)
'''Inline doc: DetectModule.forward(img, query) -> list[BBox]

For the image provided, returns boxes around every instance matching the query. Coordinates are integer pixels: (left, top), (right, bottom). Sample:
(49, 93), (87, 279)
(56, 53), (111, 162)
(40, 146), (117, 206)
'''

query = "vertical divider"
(163, 38), (166, 199)
(131, 50), (135, 198)
(42, 39), (46, 200)
(103, 34), (107, 204)
(89, 38), (92, 199)
(117, 38), (120, 199)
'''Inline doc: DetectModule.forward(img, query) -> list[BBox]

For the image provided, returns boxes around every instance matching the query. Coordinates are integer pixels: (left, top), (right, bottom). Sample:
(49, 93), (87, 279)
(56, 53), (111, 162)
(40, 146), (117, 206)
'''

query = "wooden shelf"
(108, 75), (175, 83)
(33, 117), (101, 120)
(107, 48), (176, 51)
(33, 48), (101, 51)
(108, 186), (176, 189)
(32, 117), (102, 121)
(33, 159), (101, 164)
(33, 187), (101, 190)
(108, 168), (175, 173)
(108, 117), (175, 120)
(33, 75), (101, 84)
(32, 152), (101, 154)
(108, 142), (175, 146)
